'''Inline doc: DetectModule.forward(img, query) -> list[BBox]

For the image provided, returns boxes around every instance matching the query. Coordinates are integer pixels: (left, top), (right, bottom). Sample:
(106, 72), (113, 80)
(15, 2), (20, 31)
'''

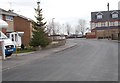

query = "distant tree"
(46, 21), (53, 35)
(65, 23), (71, 35)
(75, 25), (80, 35)
(47, 21), (61, 35)
(77, 19), (86, 36)
(30, 1), (51, 48)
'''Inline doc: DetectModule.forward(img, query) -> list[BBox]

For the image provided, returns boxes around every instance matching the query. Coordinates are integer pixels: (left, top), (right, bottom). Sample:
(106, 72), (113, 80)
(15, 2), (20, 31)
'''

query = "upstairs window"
(111, 11), (118, 19)
(6, 15), (13, 21)
(96, 12), (103, 19)
(97, 15), (102, 19)
(112, 14), (118, 18)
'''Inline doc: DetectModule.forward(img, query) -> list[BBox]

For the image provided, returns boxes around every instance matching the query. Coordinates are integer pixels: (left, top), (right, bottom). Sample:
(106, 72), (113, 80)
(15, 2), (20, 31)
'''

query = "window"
(0, 15), (2, 19)
(92, 23), (95, 27)
(97, 15), (102, 19)
(6, 15), (13, 21)
(95, 23), (98, 27)
(101, 22), (105, 27)
(114, 21), (118, 26)
(112, 14), (118, 18)
(98, 22), (101, 27)
(110, 22), (114, 26)
(6, 33), (10, 38)
(111, 11), (118, 19)
(11, 34), (14, 41)
(91, 23), (95, 29)
(15, 34), (18, 42)
(119, 22), (120, 26)
(96, 12), (103, 19)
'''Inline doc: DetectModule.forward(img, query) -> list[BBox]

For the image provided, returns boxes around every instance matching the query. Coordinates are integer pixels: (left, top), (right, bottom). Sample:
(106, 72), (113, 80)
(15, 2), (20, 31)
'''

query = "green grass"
(15, 48), (35, 53)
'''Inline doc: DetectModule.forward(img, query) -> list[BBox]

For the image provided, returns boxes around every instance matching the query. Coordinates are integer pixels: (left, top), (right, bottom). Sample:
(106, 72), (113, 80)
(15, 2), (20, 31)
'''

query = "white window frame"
(95, 23), (98, 27)
(97, 15), (102, 19)
(96, 12), (103, 19)
(112, 14), (118, 19)
(98, 22), (101, 27)
(5, 15), (13, 21)
(110, 22), (114, 26)
(119, 22), (120, 26)
(101, 22), (105, 27)
(114, 21), (118, 26)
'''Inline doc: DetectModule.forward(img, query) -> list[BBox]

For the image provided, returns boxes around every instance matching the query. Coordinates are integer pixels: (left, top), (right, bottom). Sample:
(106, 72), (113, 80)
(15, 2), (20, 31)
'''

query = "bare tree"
(54, 22), (61, 35)
(78, 19), (86, 36)
(65, 23), (71, 35)
(46, 21), (61, 35)
(75, 25), (80, 35)
(46, 21), (53, 35)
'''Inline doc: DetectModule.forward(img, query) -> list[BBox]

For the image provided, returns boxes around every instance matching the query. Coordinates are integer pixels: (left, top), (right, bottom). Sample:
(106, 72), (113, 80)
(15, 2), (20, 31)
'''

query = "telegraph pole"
(107, 3), (110, 40)
(52, 18), (55, 40)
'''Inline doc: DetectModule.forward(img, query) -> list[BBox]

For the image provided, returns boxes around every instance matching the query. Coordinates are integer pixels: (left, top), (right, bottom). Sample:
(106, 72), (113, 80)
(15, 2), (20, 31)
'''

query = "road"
(2, 39), (118, 81)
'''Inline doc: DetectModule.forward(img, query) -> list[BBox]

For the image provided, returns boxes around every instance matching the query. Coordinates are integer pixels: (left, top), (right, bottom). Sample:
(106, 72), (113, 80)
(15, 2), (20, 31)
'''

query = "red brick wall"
(14, 16), (32, 46)
(2, 15), (7, 34)
(86, 32), (96, 39)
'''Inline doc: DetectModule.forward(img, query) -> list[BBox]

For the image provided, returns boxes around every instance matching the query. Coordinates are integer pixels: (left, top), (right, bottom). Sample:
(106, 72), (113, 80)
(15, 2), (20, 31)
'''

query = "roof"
(0, 8), (33, 21)
(91, 10), (120, 22)
(0, 8), (17, 16)
(16, 14), (33, 21)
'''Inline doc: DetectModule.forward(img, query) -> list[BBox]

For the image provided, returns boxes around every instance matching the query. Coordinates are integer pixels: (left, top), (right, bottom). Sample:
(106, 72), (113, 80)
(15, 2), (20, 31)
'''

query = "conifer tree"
(30, 1), (51, 48)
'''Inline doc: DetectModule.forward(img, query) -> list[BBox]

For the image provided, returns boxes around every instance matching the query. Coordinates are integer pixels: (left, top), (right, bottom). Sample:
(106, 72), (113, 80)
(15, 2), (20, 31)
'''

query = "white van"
(0, 31), (16, 57)
(6, 32), (24, 47)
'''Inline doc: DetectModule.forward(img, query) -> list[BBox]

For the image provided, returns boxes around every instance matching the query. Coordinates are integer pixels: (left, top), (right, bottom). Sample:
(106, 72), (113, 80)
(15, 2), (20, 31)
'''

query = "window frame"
(112, 13), (118, 19)
(5, 15), (13, 21)
(97, 15), (103, 19)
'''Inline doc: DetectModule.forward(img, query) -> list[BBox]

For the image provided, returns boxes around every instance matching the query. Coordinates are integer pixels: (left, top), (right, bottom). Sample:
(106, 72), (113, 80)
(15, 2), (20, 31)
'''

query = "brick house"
(91, 10), (120, 39)
(14, 15), (33, 46)
(0, 8), (17, 33)
(0, 8), (33, 46)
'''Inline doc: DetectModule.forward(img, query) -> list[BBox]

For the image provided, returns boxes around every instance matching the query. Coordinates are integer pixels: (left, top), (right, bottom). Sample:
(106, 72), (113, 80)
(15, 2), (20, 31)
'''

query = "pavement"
(2, 41), (77, 71)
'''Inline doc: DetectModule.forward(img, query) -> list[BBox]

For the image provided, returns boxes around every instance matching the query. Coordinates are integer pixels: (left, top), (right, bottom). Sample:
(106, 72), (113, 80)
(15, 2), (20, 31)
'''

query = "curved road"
(3, 39), (118, 81)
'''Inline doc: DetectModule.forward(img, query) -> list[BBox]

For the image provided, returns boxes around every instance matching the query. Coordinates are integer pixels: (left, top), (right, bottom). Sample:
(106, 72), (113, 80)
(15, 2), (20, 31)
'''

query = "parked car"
(67, 34), (83, 38)
(0, 31), (16, 57)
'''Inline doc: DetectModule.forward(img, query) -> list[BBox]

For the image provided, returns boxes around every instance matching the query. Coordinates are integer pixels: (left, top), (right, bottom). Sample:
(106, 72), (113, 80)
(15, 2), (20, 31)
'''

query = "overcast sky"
(0, 0), (119, 27)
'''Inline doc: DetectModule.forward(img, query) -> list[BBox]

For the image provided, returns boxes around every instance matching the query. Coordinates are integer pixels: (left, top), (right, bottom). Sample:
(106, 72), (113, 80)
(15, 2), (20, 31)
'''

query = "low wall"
(86, 32), (96, 39)
(45, 39), (66, 49)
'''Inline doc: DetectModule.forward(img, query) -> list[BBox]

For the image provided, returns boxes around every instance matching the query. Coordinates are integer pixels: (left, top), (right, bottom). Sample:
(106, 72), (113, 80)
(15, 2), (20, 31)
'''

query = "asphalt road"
(3, 39), (118, 81)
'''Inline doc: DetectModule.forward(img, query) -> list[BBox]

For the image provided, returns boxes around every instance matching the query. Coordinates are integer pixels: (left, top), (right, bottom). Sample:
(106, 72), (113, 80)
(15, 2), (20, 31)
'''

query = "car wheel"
(5, 53), (12, 57)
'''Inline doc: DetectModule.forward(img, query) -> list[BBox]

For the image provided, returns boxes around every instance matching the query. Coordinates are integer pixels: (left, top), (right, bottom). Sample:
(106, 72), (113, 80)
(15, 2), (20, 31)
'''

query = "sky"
(0, 0), (119, 28)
